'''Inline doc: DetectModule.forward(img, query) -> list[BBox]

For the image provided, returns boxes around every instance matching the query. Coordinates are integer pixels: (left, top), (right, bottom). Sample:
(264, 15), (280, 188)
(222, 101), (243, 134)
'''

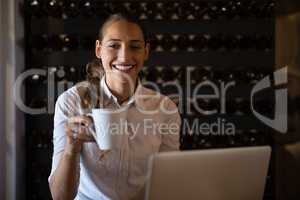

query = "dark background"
(1, 0), (300, 200)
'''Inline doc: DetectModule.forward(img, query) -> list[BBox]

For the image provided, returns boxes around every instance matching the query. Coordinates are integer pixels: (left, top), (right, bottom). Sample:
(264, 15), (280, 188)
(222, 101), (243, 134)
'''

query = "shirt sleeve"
(159, 98), (181, 152)
(48, 89), (80, 182)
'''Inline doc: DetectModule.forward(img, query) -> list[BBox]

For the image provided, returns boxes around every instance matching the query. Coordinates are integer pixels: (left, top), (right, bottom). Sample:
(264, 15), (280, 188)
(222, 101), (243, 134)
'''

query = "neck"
(105, 76), (137, 104)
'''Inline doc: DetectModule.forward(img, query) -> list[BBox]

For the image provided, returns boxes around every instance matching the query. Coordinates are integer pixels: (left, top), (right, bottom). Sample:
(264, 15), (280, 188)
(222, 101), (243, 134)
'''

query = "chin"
(112, 73), (137, 85)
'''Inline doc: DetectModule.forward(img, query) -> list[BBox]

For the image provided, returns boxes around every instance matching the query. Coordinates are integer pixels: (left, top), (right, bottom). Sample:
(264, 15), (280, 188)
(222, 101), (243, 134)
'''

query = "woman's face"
(95, 20), (149, 85)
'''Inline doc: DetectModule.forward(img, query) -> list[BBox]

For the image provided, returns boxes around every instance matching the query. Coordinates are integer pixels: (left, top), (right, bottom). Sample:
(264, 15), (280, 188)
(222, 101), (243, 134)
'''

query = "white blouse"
(49, 77), (181, 200)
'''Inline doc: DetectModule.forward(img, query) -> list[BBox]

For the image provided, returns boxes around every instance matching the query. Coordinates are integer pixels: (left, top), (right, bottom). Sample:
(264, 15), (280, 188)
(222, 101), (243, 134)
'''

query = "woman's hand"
(64, 115), (95, 155)
(50, 115), (95, 200)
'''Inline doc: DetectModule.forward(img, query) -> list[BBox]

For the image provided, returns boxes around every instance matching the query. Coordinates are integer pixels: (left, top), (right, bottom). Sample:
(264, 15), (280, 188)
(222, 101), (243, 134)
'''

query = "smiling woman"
(48, 13), (181, 200)
(95, 14), (150, 103)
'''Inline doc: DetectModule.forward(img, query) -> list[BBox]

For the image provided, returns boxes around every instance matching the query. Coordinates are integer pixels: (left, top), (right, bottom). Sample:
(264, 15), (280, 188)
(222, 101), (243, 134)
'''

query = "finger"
(66, 123), (95, 142)
(76, 126), (96, 141)
(83, 136), (96, 142)
(73, 116), (96, 137)
(72, 123), (94, 137)
(68, 122), (81, 133)
(82, 115), (93, 124)
(65, 124), (74, 137)
(68, 116), (90, 126)
(65, 125), (80, 143)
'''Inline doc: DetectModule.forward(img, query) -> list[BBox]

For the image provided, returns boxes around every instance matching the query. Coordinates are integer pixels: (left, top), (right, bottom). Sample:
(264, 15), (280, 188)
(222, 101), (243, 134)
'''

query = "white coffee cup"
(87, 107), (128, 150)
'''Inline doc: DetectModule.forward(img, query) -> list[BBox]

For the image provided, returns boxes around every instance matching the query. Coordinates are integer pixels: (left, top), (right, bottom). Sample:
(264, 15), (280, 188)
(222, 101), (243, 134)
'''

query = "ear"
(144, 43), (150, 61)
(95, 40), (102, 59)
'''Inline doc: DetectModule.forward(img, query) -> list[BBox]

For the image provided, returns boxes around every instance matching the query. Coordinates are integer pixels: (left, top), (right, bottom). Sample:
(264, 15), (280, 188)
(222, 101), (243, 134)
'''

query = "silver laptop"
(145, 146), (271, 200)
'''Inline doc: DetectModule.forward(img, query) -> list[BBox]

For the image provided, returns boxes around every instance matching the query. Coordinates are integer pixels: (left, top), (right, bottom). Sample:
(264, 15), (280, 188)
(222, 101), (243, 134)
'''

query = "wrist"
(64, 138), (82, 156)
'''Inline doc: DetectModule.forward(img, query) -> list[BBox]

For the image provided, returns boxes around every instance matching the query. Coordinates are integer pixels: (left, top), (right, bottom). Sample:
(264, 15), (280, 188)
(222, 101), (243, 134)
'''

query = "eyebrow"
(106, 39), (143, 43)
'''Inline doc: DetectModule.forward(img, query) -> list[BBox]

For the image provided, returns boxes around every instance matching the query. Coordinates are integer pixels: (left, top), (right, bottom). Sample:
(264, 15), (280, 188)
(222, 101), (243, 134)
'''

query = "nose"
(117, 45), (131, 63)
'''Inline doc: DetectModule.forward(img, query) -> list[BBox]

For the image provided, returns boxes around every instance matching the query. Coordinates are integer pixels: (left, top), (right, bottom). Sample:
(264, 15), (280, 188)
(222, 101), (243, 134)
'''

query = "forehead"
(102, 20), (144, 42)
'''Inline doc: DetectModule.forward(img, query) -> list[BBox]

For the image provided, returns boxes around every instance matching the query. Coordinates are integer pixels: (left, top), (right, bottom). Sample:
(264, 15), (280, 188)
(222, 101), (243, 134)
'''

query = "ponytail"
(77, 59), (104, 109)
(86, 58), (104, 84)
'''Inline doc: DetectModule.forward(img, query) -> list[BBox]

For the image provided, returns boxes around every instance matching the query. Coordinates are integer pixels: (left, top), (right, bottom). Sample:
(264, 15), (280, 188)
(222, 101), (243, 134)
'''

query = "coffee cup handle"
(85, 113), (97, 139)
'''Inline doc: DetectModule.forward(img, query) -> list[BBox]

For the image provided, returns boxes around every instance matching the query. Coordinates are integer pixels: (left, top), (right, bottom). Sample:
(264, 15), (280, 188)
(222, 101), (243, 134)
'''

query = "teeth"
(114, 65), (134, 71)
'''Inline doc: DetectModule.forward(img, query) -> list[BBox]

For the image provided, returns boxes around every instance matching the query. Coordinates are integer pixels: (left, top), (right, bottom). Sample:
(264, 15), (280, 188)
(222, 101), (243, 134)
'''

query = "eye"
(130, 44), (142, 50)
(108, 43), (120, 49)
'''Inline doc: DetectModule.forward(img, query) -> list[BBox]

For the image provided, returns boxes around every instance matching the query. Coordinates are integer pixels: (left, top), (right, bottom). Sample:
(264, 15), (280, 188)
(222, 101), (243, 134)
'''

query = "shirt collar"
(100, 75), (142, 106)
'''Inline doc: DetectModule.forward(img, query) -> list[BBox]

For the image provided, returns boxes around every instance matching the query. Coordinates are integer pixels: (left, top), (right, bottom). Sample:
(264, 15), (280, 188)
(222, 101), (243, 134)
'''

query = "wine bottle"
(193, 34), (208, 52)
(48, 35), (63, 51)
(61, 34), (79, 51)
(161, 34), (174, 52)
(225, 0), (238, 19)
(178, 2), (194, 20)
(235, 0), (249, 19)
(79, 0), (95, 18)
(27, 0), (44, 18)
(127, 2), (141, 16)
(66, 66), (78, 82)
(145, 2), (158, 20)
(192, 66), (213, 82)
(216, 1), (230, 20)
(207, 2), (219, 20)
(161, 2), (178, 20)
(161, 67), (176, 82)
(63, 0), (80, 19)
(149, 34), (159, 52)
(177, 34), (189, 51)
(95, 1), (109, 18)
(44, 0), (63, 18)
(224, 70), (235, 82)
(194, 1), (209, 20)
(265, 0), (275, 18)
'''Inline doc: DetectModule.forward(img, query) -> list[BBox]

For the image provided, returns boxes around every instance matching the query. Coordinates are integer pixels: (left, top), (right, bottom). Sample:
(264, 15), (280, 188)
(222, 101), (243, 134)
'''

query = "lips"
(112, 64), (136, 72)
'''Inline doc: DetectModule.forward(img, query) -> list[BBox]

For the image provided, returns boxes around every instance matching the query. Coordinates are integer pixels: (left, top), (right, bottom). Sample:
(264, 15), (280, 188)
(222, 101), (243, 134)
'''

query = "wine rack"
(24, 0), (275, 199)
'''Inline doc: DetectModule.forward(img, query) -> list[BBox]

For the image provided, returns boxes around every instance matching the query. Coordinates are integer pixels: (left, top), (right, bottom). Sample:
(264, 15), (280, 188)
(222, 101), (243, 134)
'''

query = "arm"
(48, 92), (94, 200)
(49, 141), (81, 200)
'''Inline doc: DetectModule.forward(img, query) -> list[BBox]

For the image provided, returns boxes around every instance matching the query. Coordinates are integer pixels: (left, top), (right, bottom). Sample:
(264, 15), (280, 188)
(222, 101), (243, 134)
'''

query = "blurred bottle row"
(30, 33), (274, 53)
(26, 65), (84, 84)
(27, 92), (300, 119)
(26, 0), (274, 20)
(188, 94), (300, 119)
(25, 65), (272, 85)
(188, 98), (274, 116)
(26, 95), (275, 116)
(150, 34), (274, 52)
(141, 66), (271, 84)
(25, 64), (275, 117)
(180, 128), (269, 149)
